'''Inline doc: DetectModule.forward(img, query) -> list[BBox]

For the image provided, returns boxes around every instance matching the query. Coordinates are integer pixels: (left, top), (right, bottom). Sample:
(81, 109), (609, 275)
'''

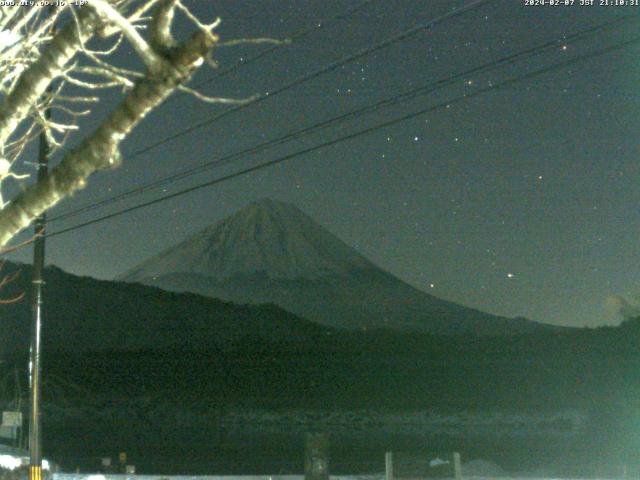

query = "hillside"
(0, 262), (329, 355)
(0, 257), (638, 475)
(2, 319), (639, 476)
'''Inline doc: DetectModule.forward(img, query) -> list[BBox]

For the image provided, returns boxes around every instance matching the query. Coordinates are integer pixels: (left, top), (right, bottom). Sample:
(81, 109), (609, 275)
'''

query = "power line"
(44, 1), (495, 226)
(124, 0), (495, 159)
(45, 35), (640, 241)
(48, 14), (638, 224)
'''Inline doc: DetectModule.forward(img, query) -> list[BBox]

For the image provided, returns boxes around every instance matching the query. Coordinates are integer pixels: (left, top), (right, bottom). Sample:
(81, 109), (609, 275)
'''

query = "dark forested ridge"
(0, 262), (330, 355)
(24, 319), (640, 411)
(1, 261), (639, 475)
(0, 260), (636, 412)
(0, 319), (638, 476)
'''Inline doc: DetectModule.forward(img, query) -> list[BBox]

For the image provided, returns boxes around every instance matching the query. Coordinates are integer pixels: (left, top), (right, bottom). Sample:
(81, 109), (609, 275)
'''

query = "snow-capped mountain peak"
(120, 199), (547, 335)
(122, 198), (373, 282)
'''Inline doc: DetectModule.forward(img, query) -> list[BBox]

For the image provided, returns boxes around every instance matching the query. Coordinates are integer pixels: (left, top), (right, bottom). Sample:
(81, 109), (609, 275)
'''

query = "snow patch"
(121, 199), (373, 282)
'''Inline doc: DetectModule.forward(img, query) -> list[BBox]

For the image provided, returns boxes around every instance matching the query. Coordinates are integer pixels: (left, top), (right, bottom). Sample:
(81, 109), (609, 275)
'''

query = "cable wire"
(45, 35), (640, 241)
(48, 13), (638, 224)
(124, 0), (495, 159)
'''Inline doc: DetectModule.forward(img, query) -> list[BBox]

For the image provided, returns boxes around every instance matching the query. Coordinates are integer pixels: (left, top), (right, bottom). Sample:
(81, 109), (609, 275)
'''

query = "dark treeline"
(3, 321), (640, 475)
(1, 262), (640, 474)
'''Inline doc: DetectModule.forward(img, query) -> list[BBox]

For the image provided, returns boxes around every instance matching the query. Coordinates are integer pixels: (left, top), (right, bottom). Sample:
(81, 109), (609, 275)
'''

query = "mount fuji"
(119, 199), (547, 335)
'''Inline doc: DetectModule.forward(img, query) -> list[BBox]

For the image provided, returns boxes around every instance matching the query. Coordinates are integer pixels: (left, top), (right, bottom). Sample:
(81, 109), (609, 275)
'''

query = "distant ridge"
(0, 261), (328, 355)
(120, 198), (549, 335)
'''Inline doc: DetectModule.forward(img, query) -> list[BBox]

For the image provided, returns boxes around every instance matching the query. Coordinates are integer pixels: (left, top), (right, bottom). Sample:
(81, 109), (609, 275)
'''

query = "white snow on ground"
(0, 445), (52, 470)
(0, 452), (51, 471)
(0, 454), (22, 470)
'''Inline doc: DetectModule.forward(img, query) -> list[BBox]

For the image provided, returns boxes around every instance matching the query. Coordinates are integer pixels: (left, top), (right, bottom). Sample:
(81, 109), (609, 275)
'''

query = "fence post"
(385, 452), (394, 480)
(453, 452), (462, 480)
(305, 433), (329, 480)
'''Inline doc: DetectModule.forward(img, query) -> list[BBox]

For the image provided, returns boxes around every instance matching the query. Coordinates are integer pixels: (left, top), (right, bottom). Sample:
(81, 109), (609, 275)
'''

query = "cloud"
(604, 295), (640, 321)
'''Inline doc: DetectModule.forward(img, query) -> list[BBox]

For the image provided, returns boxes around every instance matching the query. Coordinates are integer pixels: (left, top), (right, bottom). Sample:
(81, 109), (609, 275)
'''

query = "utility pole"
(14, 368), (23, 449)
(29, 104), (49, 480)
(29, 8), (54, 477)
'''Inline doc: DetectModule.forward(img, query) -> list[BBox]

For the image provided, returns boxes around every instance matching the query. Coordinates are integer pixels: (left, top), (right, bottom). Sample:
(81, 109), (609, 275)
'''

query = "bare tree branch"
(88, 0), (164, 73)
(150, 0), (178, 52)
(0, 1), (270, 248)
(177, 85), (257, 104)
(0, 259), (25, 304)
(0, 27), (219, 246)
(0, 7), (100, 148)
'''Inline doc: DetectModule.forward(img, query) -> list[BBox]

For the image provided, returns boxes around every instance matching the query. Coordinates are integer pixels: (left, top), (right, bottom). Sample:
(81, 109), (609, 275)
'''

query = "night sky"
(7, 0), (640, 328)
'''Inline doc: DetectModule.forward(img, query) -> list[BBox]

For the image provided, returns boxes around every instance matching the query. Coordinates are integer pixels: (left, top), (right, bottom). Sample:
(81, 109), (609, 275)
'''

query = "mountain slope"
(120, 199), (547, 335)
(123, 199), (374, 282)
(0, 262), (329, 355)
